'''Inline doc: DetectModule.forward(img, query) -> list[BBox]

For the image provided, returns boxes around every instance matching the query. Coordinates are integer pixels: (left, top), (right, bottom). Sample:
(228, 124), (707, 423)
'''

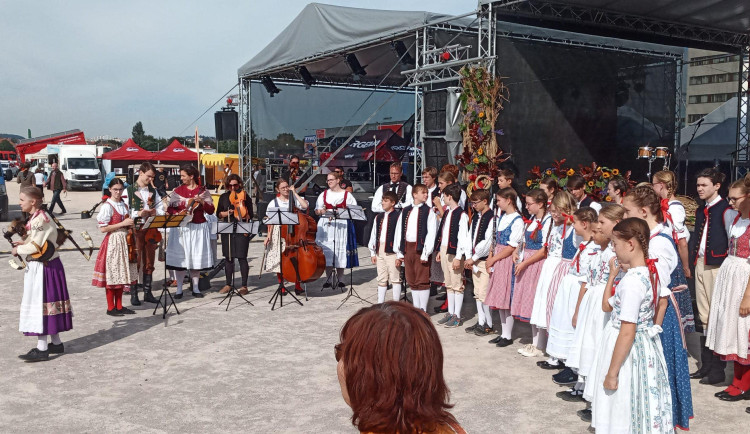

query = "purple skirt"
(24, 258), (73, 336)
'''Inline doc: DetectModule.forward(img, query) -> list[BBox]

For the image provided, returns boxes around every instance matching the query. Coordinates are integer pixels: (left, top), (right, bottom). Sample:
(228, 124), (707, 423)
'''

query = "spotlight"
(261, 75), (281, 97)
(296, 66), (316, 89)
(345, 54), (367, 80)
(390, 41), (414, 66)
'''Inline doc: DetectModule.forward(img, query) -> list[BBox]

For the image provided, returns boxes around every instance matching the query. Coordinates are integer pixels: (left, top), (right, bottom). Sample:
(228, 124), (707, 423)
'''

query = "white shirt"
(371, 183), (413, 213)
(315, 189), (357, 211)
(667, 200), (690, 242)
(698, 195), (722, 257)
(577, 198), (602, 213)
(440, 190), (467, 210)
(34, 172), (44, 185)
(470, 210), (496, 262)
(97, 199), (130, 227)
(650, 223), (678, 297)
(440, 207), (470, 259)
(369, 210), (396, 256)
(395, 203), (437, 261)
(496, 212), (524, 248)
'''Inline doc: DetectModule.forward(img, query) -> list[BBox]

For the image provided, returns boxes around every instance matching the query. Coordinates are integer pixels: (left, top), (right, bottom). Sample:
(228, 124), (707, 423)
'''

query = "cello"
(279, 186), (325, 284)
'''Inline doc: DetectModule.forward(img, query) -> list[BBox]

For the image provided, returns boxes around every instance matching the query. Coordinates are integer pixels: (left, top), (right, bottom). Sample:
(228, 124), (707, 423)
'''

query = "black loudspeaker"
(214, 109), (238, 141)
(424, 137), (449, 170)
(424, 90), (447, 136)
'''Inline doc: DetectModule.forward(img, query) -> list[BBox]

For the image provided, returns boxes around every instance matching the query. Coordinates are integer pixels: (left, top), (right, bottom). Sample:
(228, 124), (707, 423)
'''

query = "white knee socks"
(174, 270), (187, 294)
(476, 300), (486, 325)
(411, 289), (430, 311)
(447, 292), (456, 315)
(37, 336), (48, 351)
(377, 286), (387, 303)
(499, 309), (514, 339)
(454, 293), (464, 318)
(391, 283), (401, 301)
(482, 304), (493, 328)
(531, 325), (540, 348)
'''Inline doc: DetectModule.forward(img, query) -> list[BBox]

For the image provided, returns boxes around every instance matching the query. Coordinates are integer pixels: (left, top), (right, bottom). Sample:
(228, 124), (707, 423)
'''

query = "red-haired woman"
(336, 302), (465, 433)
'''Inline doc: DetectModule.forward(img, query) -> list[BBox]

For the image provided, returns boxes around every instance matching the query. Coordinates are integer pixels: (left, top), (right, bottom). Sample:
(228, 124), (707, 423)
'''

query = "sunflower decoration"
(456, 65), (511, 186)
(526, 161), (634, 200)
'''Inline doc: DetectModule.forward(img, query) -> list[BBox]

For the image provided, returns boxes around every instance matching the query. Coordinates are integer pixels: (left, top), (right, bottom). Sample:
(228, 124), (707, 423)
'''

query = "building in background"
(685, 48), (741, 124)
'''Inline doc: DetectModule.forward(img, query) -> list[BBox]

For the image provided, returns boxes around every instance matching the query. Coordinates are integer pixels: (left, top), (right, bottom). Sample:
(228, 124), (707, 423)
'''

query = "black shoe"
(295, 288), (305, 296)
(577, 409), (592, 423)
(130, 285), (142, 306)
(174, 292), (183, 299)
(337, 282), (346, 289)
(552, 367), (577, 385)
(465, 322), (481, 333)
(495, 338), (513, 347)
(538, 361), (564, 370)
(142, 275), (159, 303)
(557, 389), (585, 402)
(715, 390), (731, 399)
(322, 282), (332, 289)
(48, 343), (64, 354)
(475, 325), (493, 336)
(488, 336), (503, 344)
(691, 337), (712, 379)
(746, 407), (750, 414)
(19, 348), (49, 362)
(117, 307), (136, 315)
(719, 390), (750, 402)
(437, 293), (447, 301)
(191, 291), (204, 298)
(107, 309), (124, 317)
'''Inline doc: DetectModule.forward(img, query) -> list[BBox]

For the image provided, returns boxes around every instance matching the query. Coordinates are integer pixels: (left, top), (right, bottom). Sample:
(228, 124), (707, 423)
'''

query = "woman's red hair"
(338, 302), (458, 433)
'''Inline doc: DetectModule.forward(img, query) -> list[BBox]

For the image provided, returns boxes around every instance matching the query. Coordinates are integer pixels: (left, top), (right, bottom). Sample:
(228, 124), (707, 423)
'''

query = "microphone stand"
(682, 118), (703, 195)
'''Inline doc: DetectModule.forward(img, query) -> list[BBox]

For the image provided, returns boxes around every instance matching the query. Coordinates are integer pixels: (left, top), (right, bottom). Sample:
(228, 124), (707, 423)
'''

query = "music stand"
(264, 207), (303, 311)
(142, 214), (189, 319)
(215, 221), (256, 310)
(327, 206), (369, 310)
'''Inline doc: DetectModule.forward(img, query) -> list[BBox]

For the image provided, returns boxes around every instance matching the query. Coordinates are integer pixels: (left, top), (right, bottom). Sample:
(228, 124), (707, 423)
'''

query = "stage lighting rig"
(345, 54), (367, 80)
(261, 76), (281, 97)
(391, 41), (414, 66)
(296, 66), (317, 89)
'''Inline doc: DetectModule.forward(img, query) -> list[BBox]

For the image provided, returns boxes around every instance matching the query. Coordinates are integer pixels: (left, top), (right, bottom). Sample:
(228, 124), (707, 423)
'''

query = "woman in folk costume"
(216, 174), (254, 296)
(706, 174), (750, 402)
(166, 165), (215, 299)
(264, 178), (310, 296)
(315, 171), (357, 290)
(14, 186), (73, 362)
(92, 178), (137, 316)
(622, 185), (693, 431)
(588, 218), (673, 433)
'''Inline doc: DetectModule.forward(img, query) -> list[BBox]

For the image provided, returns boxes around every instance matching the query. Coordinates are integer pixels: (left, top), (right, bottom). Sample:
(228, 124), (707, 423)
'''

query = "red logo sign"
(315, 129), (326, 139)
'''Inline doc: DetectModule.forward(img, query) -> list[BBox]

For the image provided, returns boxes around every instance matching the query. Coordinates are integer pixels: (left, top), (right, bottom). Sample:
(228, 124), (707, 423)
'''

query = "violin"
(126, 214), (138, 263)
(179, 186), (207, 216)
(229, 189), (249, 221)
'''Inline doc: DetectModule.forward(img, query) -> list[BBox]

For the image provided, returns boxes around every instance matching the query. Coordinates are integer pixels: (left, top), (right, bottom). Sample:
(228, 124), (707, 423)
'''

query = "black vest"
(428, 186), (440, 204)
(580, 196), (594, 208)
(689, 198), (730, 266)
(470, 210), (494, 260)
(383, 181), (409, 205)
(399, 204), (430, 254)
(374, 210), (401, 254)
(434, 207), (464, 256)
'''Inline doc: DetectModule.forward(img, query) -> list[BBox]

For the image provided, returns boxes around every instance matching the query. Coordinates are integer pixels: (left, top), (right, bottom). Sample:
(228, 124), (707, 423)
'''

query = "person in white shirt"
(567, 174), (602, 214)
(435, 183), (471, 328)
(395, 184), (437, 311)
(371, 162), (412, 213)
(316, 172), (358, 289)
(652, 170), (691, 277)
(368, 191), (402, 303)
(463, 189), (495, 335)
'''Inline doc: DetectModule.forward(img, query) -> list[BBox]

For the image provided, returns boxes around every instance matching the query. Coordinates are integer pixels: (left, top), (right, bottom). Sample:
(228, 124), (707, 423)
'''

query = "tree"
(0, 139), (15, 152)
(132, 121), (145, 145)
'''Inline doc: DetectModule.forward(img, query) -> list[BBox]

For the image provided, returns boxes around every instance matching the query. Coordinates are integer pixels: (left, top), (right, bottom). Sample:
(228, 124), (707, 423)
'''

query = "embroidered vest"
(471, 210), (494, 260)
(127, 184), (157, 213)
(434, 207), (464, 256)
(399, 204), (430, 253)
(382, 181), (409, 204)
(689, 198), (730, 266)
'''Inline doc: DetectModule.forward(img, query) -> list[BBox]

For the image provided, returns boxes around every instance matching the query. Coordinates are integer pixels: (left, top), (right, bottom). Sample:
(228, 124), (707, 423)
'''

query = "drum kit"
(637, 146), (671, 179)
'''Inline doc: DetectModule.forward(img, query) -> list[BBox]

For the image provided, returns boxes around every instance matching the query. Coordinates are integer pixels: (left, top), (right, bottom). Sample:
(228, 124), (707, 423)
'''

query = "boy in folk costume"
(14, 186), (73, 362)
(395, 184), (437, 312)
(125, 162), (164, 306)
(464, 189), (496, 336)
(435, 183), (471, 328)
(369, 191), (403, 303)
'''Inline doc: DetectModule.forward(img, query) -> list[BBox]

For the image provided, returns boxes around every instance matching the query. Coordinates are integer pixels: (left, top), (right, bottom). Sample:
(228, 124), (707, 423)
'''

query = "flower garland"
(455, 66), (510, 191)
(526, 159), (634, 202)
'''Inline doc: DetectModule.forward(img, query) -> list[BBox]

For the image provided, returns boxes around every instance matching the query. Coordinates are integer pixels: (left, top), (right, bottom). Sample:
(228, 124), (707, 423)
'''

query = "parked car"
(1, 161), (12, 181)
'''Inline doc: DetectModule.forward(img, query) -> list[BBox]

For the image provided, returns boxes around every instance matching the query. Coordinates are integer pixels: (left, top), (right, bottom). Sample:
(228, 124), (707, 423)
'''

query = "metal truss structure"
(735, 46), (750, 179)
(238, 79), (252, 188)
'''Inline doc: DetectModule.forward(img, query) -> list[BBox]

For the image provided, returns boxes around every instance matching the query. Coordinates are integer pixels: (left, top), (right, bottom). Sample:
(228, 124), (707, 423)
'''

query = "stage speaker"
(423, 87), (463, 141)
(424, 138), (449, 170)
(214, 109), (238, 141)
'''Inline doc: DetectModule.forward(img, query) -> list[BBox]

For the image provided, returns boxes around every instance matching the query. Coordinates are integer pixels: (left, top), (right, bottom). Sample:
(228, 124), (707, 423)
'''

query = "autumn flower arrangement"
(455, 66), (511, 191)
(526, 159), (634, 201)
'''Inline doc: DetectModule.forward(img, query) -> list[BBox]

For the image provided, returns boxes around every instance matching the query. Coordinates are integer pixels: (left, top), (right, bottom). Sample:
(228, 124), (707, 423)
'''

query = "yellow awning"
(200, 153), (239, 167)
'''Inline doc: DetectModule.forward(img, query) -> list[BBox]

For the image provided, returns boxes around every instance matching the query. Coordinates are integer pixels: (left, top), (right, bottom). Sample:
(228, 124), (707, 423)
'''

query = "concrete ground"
(0, 186), (746, 433)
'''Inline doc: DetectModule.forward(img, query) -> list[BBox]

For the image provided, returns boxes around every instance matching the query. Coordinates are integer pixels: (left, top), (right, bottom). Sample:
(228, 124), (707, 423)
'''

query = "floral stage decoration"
(526, 159), (635, 202)
(455, 66), (511, 194)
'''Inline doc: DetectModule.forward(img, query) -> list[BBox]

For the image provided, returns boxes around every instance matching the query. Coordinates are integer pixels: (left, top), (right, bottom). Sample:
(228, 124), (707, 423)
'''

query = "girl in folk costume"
(622, 185), (693, 430)
(539, 176), (559, 206)
(14, 186), (73, 362)
(217, 174), (254, 296)
(606, 177), (628, 205)
(511, 189), (552, 342)
(92, 178), (138, 316)
(166, 165), (215, 299)
(484, 188), (524, 347)
(545, 207), (599, 386)
(652, 170), (695, 333)
(588, 218), (673, 433)
(315, 171), (357, 289)
(526, 191), (577, 357)
(706, 174), (750, 402)
(264, 178), (310, 296)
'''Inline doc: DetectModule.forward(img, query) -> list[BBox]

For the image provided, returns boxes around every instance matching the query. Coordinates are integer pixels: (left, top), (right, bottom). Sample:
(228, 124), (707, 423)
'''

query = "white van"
(55, 145), (102, 190)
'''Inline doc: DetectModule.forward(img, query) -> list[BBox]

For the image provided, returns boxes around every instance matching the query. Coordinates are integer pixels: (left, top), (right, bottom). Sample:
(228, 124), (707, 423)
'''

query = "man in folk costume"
(368, 191), (403, 303)
(125, 162), (164, 306)
(395, 183), (437, 312)
(371, 162), (412, 213)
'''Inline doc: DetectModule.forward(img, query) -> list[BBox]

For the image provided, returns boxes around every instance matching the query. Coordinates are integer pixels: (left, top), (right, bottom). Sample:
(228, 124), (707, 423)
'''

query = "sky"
(0, 0), (474, 140)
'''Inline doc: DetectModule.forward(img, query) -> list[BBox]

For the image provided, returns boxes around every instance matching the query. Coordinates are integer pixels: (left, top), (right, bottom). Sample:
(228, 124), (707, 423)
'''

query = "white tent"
(680, 96), (745, 161)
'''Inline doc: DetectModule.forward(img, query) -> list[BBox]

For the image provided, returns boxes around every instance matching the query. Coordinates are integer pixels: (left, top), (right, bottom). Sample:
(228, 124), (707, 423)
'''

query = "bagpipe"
(81, 195), (109, 219)
(42, 205), (95, 261)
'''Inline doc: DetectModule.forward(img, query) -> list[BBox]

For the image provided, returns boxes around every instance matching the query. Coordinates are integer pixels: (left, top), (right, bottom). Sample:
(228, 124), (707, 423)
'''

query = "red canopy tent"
(153, 139), (199, 162)
(101, 139), (155, 161)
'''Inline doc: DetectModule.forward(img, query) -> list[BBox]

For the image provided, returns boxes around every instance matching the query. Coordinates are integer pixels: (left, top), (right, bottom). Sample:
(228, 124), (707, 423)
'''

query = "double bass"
(279, 187), (325, 284)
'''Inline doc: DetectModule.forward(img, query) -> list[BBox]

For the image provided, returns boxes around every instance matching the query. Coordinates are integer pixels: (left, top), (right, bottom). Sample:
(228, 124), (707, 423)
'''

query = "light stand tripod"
(142, 214), (189, 319)
(216, 220), (255, 310)
(328, 206), (369, 310)
(265, 207), (304, 311)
